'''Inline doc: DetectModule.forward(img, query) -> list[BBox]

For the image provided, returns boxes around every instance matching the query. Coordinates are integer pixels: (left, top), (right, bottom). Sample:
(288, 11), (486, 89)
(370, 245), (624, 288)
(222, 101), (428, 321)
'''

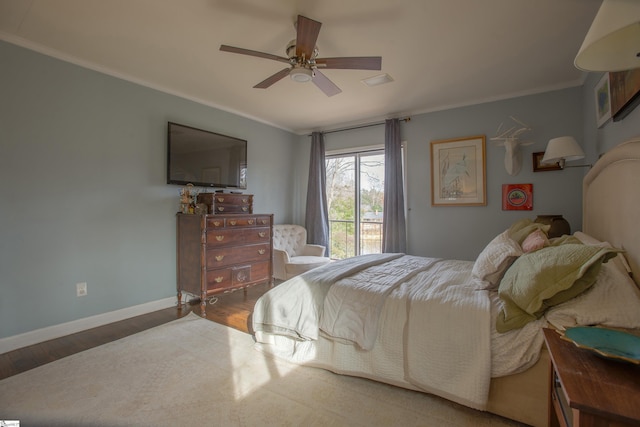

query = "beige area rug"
(0, 313), (525, 426)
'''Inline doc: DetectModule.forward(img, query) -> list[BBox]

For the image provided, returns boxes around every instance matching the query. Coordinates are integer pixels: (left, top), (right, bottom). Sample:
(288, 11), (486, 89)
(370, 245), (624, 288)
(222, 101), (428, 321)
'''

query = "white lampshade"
(574, 0), (640, 72)
(541, 137), (585, 168)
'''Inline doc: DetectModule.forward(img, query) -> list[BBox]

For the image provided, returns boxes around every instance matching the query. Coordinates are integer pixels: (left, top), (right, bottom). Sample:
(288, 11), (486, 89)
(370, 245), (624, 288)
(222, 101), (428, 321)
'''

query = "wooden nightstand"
(543, 328), (640, 427)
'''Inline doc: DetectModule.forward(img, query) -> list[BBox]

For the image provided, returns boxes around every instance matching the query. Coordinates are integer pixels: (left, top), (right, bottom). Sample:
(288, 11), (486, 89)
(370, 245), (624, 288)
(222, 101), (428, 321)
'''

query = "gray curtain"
(305, 132), (330, 252)
(382, 119), (407, 253)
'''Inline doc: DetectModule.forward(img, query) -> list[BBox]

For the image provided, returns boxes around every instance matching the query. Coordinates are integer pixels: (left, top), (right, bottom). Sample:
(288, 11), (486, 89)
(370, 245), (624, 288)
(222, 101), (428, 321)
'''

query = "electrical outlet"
(76, 282), (87, 297)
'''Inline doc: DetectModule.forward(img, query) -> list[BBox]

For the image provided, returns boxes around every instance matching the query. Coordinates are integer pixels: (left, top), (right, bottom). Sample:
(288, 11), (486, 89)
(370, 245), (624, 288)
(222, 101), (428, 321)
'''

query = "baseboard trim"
(0, 297), (177, 354)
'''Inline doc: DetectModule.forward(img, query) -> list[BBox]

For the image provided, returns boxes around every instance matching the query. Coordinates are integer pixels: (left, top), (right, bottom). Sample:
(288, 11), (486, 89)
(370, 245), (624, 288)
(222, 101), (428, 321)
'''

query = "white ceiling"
(0, 0), (602, 134)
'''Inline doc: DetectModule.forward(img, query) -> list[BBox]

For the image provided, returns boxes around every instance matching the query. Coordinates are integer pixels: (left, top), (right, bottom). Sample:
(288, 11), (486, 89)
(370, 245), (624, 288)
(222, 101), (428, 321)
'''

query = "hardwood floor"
(0, 282), (275, 381)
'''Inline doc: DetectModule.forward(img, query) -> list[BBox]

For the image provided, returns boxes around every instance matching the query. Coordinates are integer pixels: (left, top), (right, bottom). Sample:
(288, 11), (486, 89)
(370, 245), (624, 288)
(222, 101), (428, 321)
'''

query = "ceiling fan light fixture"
(290, 67), (313, 83)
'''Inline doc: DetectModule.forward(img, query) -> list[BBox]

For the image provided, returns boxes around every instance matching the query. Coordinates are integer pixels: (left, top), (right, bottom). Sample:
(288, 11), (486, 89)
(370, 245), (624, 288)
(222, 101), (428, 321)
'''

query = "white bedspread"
(404, 260), (491, 409)
(321, 255), (440, 350)
(252, 253), (402, 340)
(253, 255), (494, 410)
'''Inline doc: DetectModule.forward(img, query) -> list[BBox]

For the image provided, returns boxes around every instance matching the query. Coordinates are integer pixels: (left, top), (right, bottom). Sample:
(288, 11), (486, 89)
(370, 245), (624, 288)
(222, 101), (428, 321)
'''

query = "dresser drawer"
(197, 193), (253, 215)
(237, 260), (270, 284)
(205, 261), (271, 292)
(225, 216), (262, 228)
(253, 216), (271, 226)
(206, 243), (270, 268)
(206, 227), (270, 247)
(212, 204), (251, 214)
(205, 269), (232, 291)
(205, 215), (268, 228)
(206, 217), (226, 228)
(552, 370), (572, 427)
(213, 194), (252, 206)
(224, 216), (269, 227)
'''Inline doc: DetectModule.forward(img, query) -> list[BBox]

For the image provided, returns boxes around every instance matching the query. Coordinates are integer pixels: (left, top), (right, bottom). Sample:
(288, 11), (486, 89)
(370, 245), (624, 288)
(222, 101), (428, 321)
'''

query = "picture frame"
(502, 184), (533, 211)
(532, 151), (561, 172)
(594, 73), (612, 128)
(610, 69), (640, 121)
(430, 135), (486, 206)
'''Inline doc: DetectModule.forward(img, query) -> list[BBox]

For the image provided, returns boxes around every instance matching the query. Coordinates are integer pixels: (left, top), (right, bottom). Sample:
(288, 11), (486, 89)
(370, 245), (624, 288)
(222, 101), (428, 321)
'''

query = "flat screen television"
(167, 122), (247, 189)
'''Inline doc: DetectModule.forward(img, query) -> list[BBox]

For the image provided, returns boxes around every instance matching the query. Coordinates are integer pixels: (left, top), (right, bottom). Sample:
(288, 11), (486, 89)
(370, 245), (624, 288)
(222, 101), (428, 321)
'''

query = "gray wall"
(2, 37), (639, 341)
(0, 41), (297, 338)
(293, 74), (640, 261)
(295, 87), (587, 261)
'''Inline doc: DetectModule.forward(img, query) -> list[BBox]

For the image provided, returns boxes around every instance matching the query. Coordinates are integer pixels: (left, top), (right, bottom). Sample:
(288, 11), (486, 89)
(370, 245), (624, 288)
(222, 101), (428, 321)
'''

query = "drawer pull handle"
(236, 272), (247, 282)
(218, 207), (225, 212)
(215, 255), (224, 261)
(242, 198), (248, 203)
(258, 232), (266, 238)
(213, 221), (221, 226)
(260, 219), (267, 224)
(242, 207), (249, 212)
(258, 249), (265, 255)
(215, 235), (224, 242)
(214, 276), (224, 283)
(229, 220), (237, 226)
(217, 197), (225, 203)
(248, 219), (255, 224)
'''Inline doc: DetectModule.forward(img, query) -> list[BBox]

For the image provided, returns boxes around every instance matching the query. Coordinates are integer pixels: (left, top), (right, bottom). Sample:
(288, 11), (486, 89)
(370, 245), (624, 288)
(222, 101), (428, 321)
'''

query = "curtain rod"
(308, 117), (410, 136)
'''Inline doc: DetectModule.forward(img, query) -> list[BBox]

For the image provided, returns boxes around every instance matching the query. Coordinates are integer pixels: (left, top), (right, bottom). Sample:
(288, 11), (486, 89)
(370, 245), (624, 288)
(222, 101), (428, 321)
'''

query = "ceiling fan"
(220, 15), (382, 97)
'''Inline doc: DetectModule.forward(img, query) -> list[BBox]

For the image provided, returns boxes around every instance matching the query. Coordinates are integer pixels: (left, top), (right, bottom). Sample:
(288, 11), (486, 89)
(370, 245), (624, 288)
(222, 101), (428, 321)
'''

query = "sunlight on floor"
(226, 327), (302, 400)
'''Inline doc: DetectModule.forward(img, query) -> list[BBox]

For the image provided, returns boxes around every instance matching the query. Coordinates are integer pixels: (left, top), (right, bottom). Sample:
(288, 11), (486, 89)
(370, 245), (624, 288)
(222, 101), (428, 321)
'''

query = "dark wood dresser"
(176, 213), (273, 316)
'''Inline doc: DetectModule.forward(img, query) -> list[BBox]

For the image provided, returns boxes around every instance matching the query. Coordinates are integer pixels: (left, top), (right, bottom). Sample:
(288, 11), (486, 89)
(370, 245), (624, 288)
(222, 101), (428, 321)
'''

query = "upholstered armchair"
(272, 224), (331, 280)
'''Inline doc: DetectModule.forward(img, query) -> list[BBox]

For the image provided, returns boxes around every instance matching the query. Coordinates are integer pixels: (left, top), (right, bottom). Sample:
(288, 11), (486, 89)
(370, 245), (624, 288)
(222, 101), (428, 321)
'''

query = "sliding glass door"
(326, 150), (385, 259)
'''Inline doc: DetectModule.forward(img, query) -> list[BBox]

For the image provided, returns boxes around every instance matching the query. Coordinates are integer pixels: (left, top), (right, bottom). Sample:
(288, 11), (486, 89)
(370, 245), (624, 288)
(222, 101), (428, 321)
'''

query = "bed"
(252, 137), (640, 427)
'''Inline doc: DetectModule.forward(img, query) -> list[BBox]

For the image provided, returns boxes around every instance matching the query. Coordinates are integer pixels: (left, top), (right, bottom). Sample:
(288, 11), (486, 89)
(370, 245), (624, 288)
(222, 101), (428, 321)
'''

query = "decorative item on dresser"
(197, 192), (253, 214)
(176, 213), (273, 316)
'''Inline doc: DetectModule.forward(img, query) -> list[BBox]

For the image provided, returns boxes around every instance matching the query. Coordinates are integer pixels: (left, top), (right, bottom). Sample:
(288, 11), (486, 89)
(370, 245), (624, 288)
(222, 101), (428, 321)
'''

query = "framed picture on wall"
(502, 184), (533, 211)
(594, 73), (612, 128)
(430, 135), (486, 206)
(532, 152), (561, 172)
(610, 68), (640, 121)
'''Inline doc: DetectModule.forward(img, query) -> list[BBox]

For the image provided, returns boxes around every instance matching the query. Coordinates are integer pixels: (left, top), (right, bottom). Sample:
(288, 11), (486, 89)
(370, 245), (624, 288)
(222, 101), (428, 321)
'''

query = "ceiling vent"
(361, 73), (394, 87)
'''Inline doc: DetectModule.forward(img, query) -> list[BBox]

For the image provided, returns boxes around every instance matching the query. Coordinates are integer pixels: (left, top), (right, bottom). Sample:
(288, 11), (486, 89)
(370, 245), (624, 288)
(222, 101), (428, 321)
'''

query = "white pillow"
(545, 256), (640, 330)
(573, 231), (632, 276)
(472, 230), (523, 290)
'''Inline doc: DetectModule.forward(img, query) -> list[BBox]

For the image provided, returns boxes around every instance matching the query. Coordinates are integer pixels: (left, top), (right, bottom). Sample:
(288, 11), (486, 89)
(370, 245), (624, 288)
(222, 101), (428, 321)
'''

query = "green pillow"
(549, 234), (582, 246)
(496, 243), (619, 332)
(507, 219), (550, 245)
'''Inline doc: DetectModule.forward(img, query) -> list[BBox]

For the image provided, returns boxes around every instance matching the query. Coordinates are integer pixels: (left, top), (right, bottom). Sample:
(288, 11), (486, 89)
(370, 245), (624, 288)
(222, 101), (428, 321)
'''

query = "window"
(326, 148), (385, 259)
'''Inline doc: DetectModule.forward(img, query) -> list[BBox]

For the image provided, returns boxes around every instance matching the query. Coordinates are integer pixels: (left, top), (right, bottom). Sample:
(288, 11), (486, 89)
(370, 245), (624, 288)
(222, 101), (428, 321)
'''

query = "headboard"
(583, 137), (640, 286)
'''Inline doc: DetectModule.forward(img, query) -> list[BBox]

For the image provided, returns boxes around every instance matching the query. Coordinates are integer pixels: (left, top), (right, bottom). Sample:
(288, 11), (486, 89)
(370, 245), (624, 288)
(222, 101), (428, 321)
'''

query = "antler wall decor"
(491, 116), (534, 176)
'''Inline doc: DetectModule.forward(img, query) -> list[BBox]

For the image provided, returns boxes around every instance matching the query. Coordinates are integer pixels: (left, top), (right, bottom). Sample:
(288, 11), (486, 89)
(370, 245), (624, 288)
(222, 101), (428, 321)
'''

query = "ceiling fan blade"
(295, 15), (322, 59)
(254, 68), (291, 89)
(315, 57), (382, 70)
(220, 45), (290, 64)
(312, 70), (342, 97)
